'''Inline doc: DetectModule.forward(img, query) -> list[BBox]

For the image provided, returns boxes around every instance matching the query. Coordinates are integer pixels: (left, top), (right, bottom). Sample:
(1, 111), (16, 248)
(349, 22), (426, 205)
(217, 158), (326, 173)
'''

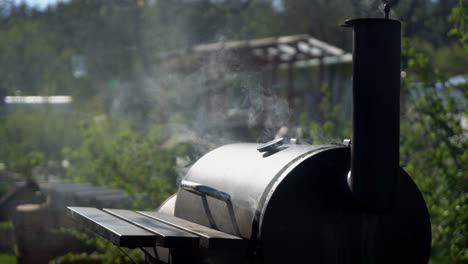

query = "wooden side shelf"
(67, 206), (245, 250)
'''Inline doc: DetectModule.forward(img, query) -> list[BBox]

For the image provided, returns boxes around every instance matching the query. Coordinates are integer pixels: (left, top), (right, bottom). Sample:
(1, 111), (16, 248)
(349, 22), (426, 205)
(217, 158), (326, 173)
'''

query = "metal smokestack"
(343, 16), (401, 212)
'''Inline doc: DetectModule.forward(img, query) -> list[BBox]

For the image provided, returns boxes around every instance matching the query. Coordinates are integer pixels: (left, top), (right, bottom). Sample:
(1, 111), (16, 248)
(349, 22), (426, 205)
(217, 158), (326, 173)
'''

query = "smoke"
(352, 0), (399, 19)
(106, 2), (351, 164)
(135, 44), (292, 157)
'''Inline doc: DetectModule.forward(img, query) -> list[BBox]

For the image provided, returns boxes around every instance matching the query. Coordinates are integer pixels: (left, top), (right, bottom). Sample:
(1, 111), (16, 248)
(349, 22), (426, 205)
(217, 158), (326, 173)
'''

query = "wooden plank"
(104, 209), (199, 248)
(67, 207), (156, 248)
(137, 211), (245, 249)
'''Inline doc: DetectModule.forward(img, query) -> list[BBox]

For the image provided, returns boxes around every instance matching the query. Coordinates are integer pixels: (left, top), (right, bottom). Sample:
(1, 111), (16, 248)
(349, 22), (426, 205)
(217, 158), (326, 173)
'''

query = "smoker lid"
(174, 143), (344, 239)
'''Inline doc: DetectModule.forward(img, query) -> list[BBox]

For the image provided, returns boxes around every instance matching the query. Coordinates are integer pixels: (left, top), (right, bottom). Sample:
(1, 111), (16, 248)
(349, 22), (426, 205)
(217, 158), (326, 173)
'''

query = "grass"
(0, 254), (16, 264)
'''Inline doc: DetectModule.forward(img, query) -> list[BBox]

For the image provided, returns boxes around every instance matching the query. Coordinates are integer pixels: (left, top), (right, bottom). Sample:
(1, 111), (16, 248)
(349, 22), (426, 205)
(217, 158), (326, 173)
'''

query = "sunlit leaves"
(400, 30), (467, 263)
(63, 116), (180, 209)
(449, 0), (468, 52)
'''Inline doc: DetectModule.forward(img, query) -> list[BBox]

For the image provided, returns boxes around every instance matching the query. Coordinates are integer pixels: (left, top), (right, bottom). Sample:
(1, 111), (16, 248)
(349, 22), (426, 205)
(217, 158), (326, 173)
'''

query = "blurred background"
(0, 0), (466, 263)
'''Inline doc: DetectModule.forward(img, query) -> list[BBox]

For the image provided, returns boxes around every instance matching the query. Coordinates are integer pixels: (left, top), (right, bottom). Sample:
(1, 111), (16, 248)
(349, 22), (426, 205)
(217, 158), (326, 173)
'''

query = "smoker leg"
(141, 247), (167, 264)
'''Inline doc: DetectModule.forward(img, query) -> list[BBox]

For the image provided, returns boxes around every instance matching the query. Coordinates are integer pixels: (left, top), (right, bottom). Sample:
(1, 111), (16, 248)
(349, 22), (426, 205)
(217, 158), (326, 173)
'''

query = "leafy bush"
(300, 84), (351, 144)
(63, 115), (185, 209)
(400, 38), (467, 263)
(0, 110), (68, 177)
(51, 228), (144, 264)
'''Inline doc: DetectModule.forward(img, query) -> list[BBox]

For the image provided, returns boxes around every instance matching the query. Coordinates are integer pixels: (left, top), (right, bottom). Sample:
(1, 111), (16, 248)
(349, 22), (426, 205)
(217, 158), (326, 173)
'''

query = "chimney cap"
(341, 18), (400, 27)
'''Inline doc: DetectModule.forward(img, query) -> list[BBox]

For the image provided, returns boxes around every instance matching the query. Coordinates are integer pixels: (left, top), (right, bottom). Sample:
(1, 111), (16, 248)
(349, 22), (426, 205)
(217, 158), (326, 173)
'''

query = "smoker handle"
(180, 180), (231, 202)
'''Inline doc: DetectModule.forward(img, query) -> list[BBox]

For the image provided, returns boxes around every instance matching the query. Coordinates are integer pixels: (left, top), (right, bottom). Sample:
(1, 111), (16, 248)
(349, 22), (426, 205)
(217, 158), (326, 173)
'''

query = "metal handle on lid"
(180, 180), (231, 202)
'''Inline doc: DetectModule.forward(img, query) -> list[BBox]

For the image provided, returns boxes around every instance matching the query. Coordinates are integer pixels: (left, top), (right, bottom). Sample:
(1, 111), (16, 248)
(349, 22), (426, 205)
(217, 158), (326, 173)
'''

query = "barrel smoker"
(68, 12), (432, 264)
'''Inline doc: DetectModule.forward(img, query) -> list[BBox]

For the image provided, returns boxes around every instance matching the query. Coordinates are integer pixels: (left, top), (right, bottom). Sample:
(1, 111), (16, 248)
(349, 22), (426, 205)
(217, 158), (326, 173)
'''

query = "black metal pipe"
(343, 18), (401, 212)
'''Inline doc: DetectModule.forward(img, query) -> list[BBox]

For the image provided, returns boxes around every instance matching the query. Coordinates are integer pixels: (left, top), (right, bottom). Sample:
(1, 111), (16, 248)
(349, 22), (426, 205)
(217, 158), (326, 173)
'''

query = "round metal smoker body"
(175, 143), (330, 238)
(170, 143), (431, 263)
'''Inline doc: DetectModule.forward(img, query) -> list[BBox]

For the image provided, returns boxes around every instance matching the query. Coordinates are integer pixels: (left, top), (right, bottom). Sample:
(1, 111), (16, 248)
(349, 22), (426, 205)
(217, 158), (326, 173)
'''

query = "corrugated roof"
(159, 34), (352, 72)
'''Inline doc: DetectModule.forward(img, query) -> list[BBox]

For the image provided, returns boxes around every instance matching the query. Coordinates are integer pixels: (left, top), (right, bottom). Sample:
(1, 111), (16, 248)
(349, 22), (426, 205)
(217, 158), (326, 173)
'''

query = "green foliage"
(300, 84), (351, 144)
(394, 0), (460, 49)
(51, 228), (144, 264)
(400, 36), (468, 263)
(0, 110), (80, 177)
(449, 0), (468, 52)
(63, 116), (182, 209)
(434, 43), (468, 76)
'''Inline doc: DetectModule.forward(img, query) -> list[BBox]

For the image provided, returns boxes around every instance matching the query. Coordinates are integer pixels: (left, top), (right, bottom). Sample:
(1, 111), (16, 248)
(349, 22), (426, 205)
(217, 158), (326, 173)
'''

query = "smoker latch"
(257, 138), (285, 153)
(343, 139), (351, 147)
